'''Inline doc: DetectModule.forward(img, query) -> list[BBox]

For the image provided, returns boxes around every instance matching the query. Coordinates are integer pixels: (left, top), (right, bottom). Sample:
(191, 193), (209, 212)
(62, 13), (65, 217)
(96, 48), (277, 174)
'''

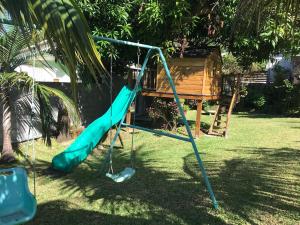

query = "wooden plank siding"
(202, 51), (222, 96)
(156, 58), (205, 95)
(141, 48), (222, 100)
(137, 47), (222, 138)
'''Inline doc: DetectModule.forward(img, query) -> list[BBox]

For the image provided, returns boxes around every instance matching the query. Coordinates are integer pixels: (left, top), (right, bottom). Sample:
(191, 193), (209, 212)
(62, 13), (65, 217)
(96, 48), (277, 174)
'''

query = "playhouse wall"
(156, 58), (205, 95)
(202, 52), (222, 96)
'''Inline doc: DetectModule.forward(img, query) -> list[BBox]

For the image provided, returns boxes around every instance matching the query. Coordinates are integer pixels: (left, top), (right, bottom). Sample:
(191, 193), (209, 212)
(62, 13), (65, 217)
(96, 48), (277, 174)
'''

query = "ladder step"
(213, 126), (226, 130)
(208, 130), (224, 136)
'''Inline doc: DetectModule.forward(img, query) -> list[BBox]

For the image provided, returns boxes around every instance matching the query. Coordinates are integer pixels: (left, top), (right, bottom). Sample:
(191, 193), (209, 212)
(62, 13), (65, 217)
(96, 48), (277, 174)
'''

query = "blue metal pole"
(93, 36), (159, 50)
(157, 49), (218, 209)
(122, 123), (191, 143)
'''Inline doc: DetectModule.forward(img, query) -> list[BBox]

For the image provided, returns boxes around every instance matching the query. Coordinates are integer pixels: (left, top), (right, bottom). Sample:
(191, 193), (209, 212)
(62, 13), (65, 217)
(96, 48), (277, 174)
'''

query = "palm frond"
(36, 87), (56, 146)
(0, 0), (108, 96)
(0, 72), (80, 145)
(0, 26), (33, 71)
(37, 85), (81, 127)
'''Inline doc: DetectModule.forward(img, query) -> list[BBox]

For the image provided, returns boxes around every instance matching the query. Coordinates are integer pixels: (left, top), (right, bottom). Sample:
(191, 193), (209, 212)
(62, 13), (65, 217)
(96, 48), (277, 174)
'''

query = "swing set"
(0, 36), (218, 225)
(93, 36), (218, 209)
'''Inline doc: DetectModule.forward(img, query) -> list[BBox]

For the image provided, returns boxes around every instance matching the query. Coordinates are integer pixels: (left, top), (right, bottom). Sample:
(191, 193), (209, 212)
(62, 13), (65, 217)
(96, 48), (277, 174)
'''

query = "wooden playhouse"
(141, 47), (222, 137)
(143, 47), (222, 100)
(128, 47), (237, 138)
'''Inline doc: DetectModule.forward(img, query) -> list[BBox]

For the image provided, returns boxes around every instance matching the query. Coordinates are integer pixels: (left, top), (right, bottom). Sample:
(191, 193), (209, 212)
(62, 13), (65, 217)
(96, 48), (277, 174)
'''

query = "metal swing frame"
(94, 36), (218, 209)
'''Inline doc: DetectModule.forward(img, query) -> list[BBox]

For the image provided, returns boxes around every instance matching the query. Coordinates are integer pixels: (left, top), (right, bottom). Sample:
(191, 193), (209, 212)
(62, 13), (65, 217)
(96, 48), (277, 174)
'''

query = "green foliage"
(0, 26), (32, 72)
(2, 0), (300, 80)
(267, 66), (300, 115)
(253, 95), (267, 110)
(230, 1), (300, 67)
(74, 0), (134, 59)
(186, 99), (198, 110)
(250, 61), (267, 73)
(75, 0), (223, 58)
(202, 100), (210, 111)
(223, 52), (267, 75)
(183, 104), (190, 112)
(72, 0), (300, 70)
(240, 85), (264, 110)
(147, 97), (179, 131)
(239, 66), (300, 115)
(222, 53), (243, 75)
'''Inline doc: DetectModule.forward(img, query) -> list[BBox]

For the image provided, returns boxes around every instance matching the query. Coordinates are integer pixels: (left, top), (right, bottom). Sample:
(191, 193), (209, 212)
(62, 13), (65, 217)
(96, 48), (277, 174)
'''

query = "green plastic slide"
(52, 86), (134, 172)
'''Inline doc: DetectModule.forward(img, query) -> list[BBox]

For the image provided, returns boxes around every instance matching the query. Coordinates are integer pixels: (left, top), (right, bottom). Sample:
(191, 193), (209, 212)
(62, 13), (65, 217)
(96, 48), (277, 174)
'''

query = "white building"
(15, 53), (71, 83)
(266, 54), (292, 83)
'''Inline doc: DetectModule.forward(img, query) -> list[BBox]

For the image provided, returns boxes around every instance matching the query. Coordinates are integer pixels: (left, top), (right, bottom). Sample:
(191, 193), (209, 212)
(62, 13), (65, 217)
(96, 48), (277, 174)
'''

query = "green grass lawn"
(1, 112), (300, 225)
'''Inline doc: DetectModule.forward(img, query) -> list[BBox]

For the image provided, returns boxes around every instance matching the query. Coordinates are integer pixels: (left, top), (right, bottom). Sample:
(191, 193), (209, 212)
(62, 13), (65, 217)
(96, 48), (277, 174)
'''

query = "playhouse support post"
(126, 110), (131, 125)
(195, 100), (203, 138)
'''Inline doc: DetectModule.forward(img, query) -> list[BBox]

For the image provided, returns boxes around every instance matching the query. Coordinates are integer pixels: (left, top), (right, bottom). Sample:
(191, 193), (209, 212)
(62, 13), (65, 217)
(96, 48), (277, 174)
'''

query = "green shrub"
(253, 95), (266, 109)
(240, 84), (267, 111)
(147, 98), (179, 130)
(237, 65), (300, 115)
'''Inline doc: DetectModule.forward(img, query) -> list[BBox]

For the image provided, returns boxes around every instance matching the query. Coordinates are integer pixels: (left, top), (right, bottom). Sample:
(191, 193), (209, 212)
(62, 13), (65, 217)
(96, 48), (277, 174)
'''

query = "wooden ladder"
(208, 77), (240, 138)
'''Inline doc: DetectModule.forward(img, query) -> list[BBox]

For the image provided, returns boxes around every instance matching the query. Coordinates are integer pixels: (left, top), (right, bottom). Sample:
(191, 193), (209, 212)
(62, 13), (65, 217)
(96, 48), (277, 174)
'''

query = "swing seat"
(106, 167), (136, 183)
(0, 167), (37, 225)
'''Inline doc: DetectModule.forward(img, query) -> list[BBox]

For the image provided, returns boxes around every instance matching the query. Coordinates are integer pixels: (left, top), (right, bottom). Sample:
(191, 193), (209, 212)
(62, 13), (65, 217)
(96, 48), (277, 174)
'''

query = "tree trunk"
(1, 88), (15, 162)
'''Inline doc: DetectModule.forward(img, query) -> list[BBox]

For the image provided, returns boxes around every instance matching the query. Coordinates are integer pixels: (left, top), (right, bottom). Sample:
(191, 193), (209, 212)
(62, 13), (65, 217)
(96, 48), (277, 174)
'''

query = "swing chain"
(108, 53), (114, 174)
(25, 50), (37, 197)
(137, 41), (141, 65)
(107, 44), (141, 174)
(130, 44), (141, 168)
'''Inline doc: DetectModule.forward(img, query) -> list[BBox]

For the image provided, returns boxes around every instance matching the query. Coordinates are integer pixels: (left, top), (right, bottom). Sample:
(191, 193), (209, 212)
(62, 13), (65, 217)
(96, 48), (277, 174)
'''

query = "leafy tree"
(229, 0), (300, 67)
(2, 0), (300, 75)
(73, 0), (300, 68)
(0, 26), (80, 162)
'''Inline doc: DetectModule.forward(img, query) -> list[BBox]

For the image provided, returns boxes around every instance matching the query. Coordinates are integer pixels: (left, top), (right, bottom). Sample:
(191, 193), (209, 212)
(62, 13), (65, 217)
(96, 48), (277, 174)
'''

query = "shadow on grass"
(291, 126), (300, 129)
(29, 200), (152, 225)
(184, 147), (300, 224)
(28, 145), (226, 225)
(5, 139), (300, 225)
(235, 113), (285, 119)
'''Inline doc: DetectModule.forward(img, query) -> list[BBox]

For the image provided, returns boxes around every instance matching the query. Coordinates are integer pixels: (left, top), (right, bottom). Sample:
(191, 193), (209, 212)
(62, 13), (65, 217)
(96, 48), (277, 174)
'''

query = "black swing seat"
(0, 167), (37, 225)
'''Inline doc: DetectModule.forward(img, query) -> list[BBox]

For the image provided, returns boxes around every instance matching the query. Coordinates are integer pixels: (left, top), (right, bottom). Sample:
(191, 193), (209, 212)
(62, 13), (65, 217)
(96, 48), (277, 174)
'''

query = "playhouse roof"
(174, 46), (221, 58)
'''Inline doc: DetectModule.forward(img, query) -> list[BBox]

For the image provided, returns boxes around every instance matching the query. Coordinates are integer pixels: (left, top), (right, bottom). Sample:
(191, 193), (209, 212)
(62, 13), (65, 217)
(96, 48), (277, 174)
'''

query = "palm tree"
(0, 26), (80, 162)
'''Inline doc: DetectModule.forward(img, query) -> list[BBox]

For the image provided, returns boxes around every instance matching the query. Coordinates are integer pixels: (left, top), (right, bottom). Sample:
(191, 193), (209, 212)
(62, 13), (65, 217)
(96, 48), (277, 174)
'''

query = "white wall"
(15, 54), (71, 83)
(266, 54), (292, 83)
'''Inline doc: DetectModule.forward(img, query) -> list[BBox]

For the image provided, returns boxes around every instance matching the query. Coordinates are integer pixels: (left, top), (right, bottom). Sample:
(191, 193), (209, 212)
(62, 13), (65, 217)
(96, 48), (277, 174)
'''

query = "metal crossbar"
(122, 123), (191, 143)
(93, 36), (159, 50)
